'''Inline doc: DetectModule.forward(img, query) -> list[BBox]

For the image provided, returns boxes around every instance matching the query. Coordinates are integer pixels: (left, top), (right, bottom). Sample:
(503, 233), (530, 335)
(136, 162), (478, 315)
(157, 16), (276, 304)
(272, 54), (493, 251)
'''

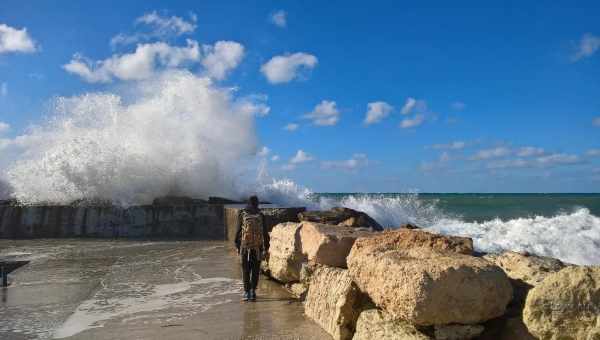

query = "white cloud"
(451, 101), (466, 111)
(271, 155), (280, 161)
(258, 146), (270, 157)
(420, 152), (451, 171)
(536, 153), (580, 166)
(282, 149), (314, 171)
(0, 121), (9, 134)
(290, 149), (314, 164)
(470, 147), (511, 160)
(260, 52), (318, 84)
(234, 94), (270, 117)
(400, 97), (417, 115)
(270, 10), (287, 28)
(111, 11), (197, 47)
(430, 141), (466, 150)
(0, 82), (7, 97)
(487, 153), (581, 169)
(593, 117), (600, 127)
(201, 41), (245, 80)
(572, 33), (600, 61)
(587, 149), (600, 157)
(0, 23), (37, 54)
(284, 123), (299, 131)
(63, 40), (201, 83)
(400, 114), (424, 128)
(364, 101), (393, 125)
(304, 100), (340, 126)
(321, 153), (369, 171)
(516, 146), (545, 157)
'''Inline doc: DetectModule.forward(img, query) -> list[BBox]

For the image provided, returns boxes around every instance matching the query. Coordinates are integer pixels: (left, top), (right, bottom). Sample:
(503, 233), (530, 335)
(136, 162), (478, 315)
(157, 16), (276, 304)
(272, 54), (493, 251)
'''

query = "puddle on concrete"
(0, 240), (330, 340)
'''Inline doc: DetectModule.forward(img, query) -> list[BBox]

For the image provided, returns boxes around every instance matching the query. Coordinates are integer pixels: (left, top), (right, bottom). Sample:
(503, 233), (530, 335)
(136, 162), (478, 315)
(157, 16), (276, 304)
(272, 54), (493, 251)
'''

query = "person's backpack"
(240, 211), (264, 250)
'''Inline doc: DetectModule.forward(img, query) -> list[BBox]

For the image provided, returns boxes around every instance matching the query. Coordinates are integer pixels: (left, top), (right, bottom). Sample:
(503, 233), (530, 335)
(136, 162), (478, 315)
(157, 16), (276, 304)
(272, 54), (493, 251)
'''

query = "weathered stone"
(299, 207), (383, 231)
(348, 246), (512, 326)
(484, 251), (567, 314)
(350, 228), (474, 256)
(300, 222), (373, 268)
(352, 309), (431, 340)
(523, 266), (600, 340)
(286, 282), (308, 300)
(304, 266), (364, 340)
(267, 222), (305, 283)
(434, 324), (484, 340)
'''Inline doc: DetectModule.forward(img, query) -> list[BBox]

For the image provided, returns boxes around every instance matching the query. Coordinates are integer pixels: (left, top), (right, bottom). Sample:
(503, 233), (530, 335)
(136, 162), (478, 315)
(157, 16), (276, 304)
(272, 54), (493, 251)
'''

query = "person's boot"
(242, 291), (250, 301)
(250, 289), (256, 301)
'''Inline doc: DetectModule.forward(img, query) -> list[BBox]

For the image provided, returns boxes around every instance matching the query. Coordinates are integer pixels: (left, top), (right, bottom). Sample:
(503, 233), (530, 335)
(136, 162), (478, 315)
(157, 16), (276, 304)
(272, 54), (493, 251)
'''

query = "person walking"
(234, 195), (268, 301)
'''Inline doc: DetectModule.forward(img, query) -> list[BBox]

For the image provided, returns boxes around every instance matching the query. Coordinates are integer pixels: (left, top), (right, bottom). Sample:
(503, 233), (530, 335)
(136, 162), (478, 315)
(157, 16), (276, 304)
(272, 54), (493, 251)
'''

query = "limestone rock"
(299, 207), (384, 231)
(348, 246), (512, 326)
(484, 251), (567, 314)
(267, 222), (305, 282)
(434, 324), (484, 340)
(352, 309), (431, 340)
(523, 266), (600, 340)
(286, 282), (308, 300)
(304, 266), (365, 340)
(350, 228), (474, 256)
(300, 222), (373, 268)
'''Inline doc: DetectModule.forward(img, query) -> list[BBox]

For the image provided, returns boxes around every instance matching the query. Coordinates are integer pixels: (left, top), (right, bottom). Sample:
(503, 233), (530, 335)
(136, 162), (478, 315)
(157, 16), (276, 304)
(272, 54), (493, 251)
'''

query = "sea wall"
(0, 197), (231, 239)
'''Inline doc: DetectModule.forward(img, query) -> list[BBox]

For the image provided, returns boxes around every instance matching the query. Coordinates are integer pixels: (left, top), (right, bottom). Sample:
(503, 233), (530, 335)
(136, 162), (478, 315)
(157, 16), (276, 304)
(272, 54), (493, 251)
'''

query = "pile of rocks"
(263, 208), (600, 340)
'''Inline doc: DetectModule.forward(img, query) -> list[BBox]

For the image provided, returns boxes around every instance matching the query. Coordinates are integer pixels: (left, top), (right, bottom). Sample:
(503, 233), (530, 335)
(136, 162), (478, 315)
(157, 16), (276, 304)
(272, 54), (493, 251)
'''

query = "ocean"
(309, 193), (600, 266)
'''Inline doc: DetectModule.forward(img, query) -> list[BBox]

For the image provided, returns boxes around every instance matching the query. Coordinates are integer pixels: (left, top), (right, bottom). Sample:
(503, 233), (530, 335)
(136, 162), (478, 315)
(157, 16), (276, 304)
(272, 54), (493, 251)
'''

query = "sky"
(1, 1), (600, 194)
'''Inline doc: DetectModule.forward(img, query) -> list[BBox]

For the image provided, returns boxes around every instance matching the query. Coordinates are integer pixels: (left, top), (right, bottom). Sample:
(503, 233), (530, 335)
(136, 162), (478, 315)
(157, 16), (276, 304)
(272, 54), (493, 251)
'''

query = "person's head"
(248, 195), (259, 209)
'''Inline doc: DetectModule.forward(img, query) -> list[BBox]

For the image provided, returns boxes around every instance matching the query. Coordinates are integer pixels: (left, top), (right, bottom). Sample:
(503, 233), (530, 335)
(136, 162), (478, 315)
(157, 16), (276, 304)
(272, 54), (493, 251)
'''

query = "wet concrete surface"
(0, 239), (331, 340)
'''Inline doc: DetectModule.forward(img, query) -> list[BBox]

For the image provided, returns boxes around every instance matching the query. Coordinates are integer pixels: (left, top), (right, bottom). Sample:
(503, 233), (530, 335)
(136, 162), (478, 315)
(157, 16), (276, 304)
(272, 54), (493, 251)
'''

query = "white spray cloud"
(2, 71), (262, 205)
(364, 101), (393, 125)
(0, 23), (38, 54)
(260, 52), (318, 84)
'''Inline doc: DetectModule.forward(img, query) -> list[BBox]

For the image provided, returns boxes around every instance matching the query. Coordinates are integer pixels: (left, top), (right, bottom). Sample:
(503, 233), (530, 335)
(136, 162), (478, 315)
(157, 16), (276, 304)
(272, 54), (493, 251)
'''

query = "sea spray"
(2, 71), (263, 205)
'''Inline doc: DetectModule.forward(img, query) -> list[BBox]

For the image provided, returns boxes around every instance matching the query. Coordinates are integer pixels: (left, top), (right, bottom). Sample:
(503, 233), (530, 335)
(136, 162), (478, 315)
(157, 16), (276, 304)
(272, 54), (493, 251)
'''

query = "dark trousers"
(240, 248), (260, 292)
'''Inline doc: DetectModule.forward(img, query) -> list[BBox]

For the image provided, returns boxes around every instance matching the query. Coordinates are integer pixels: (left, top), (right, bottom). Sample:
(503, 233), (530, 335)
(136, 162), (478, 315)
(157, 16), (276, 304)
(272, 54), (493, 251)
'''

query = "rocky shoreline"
(259, 207), (600, 340)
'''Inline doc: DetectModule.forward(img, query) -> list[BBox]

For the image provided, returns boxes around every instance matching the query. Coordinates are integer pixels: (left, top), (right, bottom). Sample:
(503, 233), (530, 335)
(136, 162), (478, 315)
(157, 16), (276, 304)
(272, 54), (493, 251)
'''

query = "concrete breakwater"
(0, 196), (308, 240)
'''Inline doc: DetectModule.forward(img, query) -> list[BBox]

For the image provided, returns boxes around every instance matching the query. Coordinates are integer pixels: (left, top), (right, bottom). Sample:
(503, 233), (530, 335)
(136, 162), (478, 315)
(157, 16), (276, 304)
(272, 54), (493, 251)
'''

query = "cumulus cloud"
(64, 40), (202, 83)
(257, 146), (270, 157)
(400, 97), (417, 115)
(572, 33), (600, 61)
(430, 141), (466, 150)
(284, 123), (299, 131)
(282, 149), (314, 170)
(420, 152), (451, 172)
(516, 146), (545, 157)
(111, 11), (197, 47)
(364, 101), (393, 125)
(270, 10), (287, 28)
(201, 41), (245, 80)
(469, 147), (511, 160)
(487, 153), (581, 170)
(234, 94), (270, 117)
(0, 121), (9, 134)
(0, 82), (7, 97)
(400, 114), (424, 128)
(593, 117), (600, 127)
(587, 149), (600, 157)
(260, 52), (318, 84)
(271, 155), (280, 161)
(304, 100), (340, 126)
(321, 154), (369, 171)
(0, 23), (38, 54)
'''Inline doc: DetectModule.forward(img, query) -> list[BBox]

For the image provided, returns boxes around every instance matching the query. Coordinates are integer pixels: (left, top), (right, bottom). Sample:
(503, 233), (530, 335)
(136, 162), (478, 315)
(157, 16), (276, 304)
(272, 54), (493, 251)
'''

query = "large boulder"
(484, 251), (567, 313)
(300, 221), (373, 268)
(304, 266), (365, 340)
(267, 222), (305, 282)
(299, 207), (383, 231)
(523, 266), (600, 340)
(352, 309), (431, 340)
(350, 229), (474, 256)
(348, 246), (512, 326)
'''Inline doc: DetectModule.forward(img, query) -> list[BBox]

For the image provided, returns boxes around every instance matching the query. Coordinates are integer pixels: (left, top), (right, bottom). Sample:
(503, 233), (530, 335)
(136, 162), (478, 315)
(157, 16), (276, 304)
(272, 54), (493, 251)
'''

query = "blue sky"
(1, 1), (600, 193)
